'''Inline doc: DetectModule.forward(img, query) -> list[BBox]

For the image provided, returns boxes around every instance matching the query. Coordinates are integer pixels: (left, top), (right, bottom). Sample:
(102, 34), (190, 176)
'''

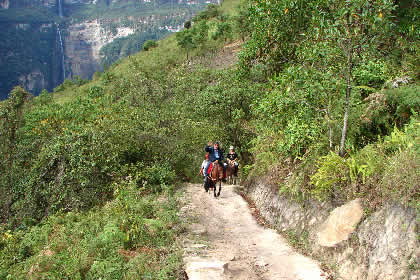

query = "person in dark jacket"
(203, 141), (225, 185)
(225, 145), (239, 176)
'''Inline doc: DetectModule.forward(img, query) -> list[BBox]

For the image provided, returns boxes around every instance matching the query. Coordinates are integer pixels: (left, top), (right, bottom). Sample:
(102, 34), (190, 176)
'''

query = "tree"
(234, 1), (252, 42)
(176, 29), (195, 61)
(176, 21), (209, 61)
(319, 0), (395, 156)
(193, 3), (220, 21)
(212, 21), (232, 45)
(239, 0), (314, 75)
(192, 20), (209, 47)
(241, 0), (396, 156)
(0, 86), (31, 221)
(143, 40), (158, 51)
(184, 20), (191, 29)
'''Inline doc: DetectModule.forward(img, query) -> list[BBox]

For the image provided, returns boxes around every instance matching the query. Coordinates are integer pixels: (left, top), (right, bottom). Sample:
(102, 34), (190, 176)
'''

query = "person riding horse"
(225, 146), (239, 176)
(203, 141), (226, 187)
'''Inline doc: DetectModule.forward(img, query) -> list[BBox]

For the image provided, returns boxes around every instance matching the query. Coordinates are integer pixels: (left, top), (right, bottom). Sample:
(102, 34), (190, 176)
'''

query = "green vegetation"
(143, 40), (158, 51)
(241, 0), (419, 209)
(0, 181), (183, 279)
(100, 29), (169, 67)
(0, 0), (418, 277)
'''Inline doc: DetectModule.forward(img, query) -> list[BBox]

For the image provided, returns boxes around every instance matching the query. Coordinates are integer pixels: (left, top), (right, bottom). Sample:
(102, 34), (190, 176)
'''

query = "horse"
(226, 160), (236, 185)
(207, 160), (223, 197)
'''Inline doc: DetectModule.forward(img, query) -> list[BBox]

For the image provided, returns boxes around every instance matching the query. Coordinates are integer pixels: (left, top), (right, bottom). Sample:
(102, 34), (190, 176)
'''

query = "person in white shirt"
(199, 153), (210, 191)
(199, 153), (210, 176)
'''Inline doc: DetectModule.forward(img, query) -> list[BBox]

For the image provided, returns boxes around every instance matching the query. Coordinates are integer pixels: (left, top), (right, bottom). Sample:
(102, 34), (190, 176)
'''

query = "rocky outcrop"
(64, 19), (135, 79)
(317, 199), (363, 247)
(18, 69), (49, 93)
(243, 176), (419, 280)
(0, 22), (62, 99)
(185, 257), (228, 280)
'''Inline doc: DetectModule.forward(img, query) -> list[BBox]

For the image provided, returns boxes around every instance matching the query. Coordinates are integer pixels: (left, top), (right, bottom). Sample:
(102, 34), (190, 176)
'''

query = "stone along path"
(180, 183), (328, 280)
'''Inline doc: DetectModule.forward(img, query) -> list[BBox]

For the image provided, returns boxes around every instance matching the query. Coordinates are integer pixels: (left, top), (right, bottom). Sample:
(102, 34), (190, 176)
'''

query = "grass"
(220, 0), (242, 16)
(283, 229), (311, 255)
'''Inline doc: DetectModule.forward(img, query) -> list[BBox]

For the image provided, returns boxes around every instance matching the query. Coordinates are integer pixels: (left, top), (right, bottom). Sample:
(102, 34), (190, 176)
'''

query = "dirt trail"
(180, 183), (328, 280)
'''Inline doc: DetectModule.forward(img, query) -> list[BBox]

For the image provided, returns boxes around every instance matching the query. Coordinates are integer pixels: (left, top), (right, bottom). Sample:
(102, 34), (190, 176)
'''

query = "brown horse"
(226, 160), (236, 185)
(208, 161), (223, 197)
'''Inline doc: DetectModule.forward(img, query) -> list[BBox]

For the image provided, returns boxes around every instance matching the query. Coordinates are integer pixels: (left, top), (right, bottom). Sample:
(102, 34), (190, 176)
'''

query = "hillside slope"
(0, 0), (418, 279)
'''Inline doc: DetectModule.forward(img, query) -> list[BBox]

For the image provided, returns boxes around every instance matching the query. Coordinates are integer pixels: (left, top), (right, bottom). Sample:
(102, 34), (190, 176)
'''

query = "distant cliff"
(0, 0), (215, 99)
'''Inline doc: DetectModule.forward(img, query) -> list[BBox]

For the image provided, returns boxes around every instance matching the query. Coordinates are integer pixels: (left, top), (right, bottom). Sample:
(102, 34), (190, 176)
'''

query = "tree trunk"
(339, 50), (353, 156)
(329, 124), (333, 150)
(325, 105), (333, 150)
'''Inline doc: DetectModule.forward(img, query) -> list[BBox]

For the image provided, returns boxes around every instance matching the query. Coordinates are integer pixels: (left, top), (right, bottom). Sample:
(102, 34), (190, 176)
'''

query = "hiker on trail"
(225, 145), (239, 176)
(203, 141), (225, 185)
(199, 153), (210, 183)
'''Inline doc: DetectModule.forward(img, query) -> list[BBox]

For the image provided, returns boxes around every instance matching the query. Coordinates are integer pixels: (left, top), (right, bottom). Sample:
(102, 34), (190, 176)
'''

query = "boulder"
(185, 257), (228, 280)
(317, 199), (363, 247)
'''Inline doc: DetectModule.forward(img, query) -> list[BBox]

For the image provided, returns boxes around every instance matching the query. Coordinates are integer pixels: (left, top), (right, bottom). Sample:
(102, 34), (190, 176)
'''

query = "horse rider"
(225, 145), (239, 176)
(203, 141), (226, 186)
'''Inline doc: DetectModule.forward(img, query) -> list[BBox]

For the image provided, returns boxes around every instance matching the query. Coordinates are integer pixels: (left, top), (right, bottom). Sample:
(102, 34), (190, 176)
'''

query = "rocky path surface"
(180, 183), (329, 280)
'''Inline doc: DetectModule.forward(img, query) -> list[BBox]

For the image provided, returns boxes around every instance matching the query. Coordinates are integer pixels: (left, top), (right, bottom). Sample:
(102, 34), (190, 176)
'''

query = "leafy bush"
(193, 4), (220, 21)
(0, 182), (183, 280)
(348, 144), (385, 184)
(353, 59), (389, 89)
(87, 85), (104, 98)
(361, 85), (420, 142)
(143, 40), (158, 51)
(381, 149), (419, 209)
(384, 85), (420, 126)
(120, 162), (177, 194)
(310, 152), (350, 201)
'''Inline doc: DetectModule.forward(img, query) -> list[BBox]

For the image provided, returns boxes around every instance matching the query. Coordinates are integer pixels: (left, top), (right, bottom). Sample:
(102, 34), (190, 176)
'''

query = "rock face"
(64, 20), (136, 80)
(244, 176), (419, 280)
(18, 69), (49, 94)
(185, 257), (228, 280)
(1, 0), (215, 99)
(317, 199), (363, 247)
(0, 22), (62, 99)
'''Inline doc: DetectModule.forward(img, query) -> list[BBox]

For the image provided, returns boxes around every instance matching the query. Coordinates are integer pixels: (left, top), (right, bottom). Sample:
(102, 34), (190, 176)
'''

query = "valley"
(0, 0), (218, 99)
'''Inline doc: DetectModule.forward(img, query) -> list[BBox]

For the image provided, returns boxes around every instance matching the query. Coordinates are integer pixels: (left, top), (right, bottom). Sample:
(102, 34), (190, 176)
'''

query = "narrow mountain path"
(180, 183), (329, 280)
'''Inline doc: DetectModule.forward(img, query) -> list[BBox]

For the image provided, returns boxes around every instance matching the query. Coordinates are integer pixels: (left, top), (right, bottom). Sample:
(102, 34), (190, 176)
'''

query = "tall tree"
(0, 86), (31, 221)
(176, 29), (195, 61)
(320, 0), (395, 155)
(242, 0), (396, 156)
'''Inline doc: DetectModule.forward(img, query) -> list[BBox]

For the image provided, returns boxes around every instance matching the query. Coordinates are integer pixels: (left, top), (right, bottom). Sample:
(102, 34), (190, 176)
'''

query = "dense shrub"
(310, 152), (350, 201)
(0, 182), (183, 279)
(143, 40), (158, 51)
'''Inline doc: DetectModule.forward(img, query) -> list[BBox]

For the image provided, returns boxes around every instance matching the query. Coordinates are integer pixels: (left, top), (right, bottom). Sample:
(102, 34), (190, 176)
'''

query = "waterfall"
(57, 25), (66, 82)
(58, 0), (63, 17)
